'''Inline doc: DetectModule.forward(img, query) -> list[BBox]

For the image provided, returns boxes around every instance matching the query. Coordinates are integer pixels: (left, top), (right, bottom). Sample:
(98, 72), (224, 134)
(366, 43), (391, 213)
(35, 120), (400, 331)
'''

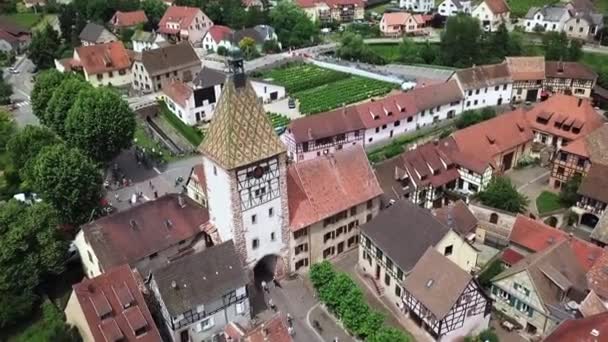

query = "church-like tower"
(198, 55), (290, 276)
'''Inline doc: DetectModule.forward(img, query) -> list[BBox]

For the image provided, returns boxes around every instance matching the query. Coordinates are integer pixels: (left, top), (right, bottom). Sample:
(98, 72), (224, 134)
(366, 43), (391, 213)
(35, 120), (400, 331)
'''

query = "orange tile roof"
(111, 10), (148, 28)
(560, 136), (589, 158)
(162, 80), (192, 108)
(545, 312), (608, 342)
(75, 41), (132, 75)
(505, 56), (545, 81)
(287, 145), (382, 231)
(509, 215), (603, 271)
(159, 6), (203, 34)
(525, 94), (604, 143)
(451, 109), (533, 168)
(382, 12), (411, 26)
(206, 25), (233, 42)
(484, 0), (510, 14)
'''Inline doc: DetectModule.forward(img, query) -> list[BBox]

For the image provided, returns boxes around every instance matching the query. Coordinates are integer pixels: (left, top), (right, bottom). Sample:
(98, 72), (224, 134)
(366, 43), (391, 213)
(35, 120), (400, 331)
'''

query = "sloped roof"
(362, 200), (449, 272)
(591, 212), (608, 246)
(544, 312), (608, 342)
(141, 42), (200, 76)
(199, 78), (286, 170)
(483, 0), (509, 14)
(287, 145), (383, 231)
(433, 200), (478, 237)
(158, 6), (203, 34)
(587, 250), (608, 300)
(579, 290), (608, 317)
(403, 247), (473, 319)
(455, 63), (512, 90)
(75, 41), (131, 75)
(578, 163), (608, 203)
(525, 5), (569, 21)
(287, 106), (364, 143)
(206, 25), (233, 42)
(585, 124), (608, 165)
(72, 265), (162, 342)
(111, 10), (148, 28)
(153, 241), (247, 317)
(193, 67), (226, 89)
(545, 61), (598, 80)
(79, 22), (112, 42)
(396, 141), (460, 188)
(505, 56), (545, 81)
(163, 80), (192, 108)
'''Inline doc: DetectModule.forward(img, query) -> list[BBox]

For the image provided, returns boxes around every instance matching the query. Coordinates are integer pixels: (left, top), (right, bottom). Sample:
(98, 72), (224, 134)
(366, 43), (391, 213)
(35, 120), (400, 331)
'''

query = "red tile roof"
(433, 200), (478, 236)
(0, 30), (18, 44)
(396, 141), (460, 188)
(287, 106), (364, 143)
(484, 0), (510, 14)
(163, 80), (192, 108)
(382, 12), (412, 26)
(225, 313), (292, 342)
(354, 92), (418, 129)
(159, 6), (203, 34)
(111, 10), (148, 28)
(587, 250), (608, 299)
(525, 94), (604, 143)
(544, 312), (608, 342)
(206, 25), (233, 42)
(501, 247), (524, 266)
(72, 265), (162, 342)
(287, 145), (382, 231)
(505, 56), (545, 81)
(296, 0), (364, 8)
(451, 109), (533, 168)
(509, 215), (603, 271)
(82, 194), (209, 270)
(545, 61), (598, 81)
(75, 41), (132, 75)
(560, 136), (589, 158)
(437, 137), (491, 174)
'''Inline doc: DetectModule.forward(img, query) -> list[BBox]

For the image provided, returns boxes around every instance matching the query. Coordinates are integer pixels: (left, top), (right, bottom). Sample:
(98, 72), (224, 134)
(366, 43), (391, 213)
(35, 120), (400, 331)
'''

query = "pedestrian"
(261, 280), (268, 293)
(273, 276), (281, 288)
(287, 313), (293, 326)
(149, 180), (153, 189)
(268, 298), (276, 311)
(288, 326), (294, 336)
(114, 193), (120, 202)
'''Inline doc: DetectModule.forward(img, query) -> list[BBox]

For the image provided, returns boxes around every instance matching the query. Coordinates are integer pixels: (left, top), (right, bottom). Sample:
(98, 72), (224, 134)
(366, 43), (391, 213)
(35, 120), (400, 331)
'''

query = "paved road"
(5, 57), (38, 127)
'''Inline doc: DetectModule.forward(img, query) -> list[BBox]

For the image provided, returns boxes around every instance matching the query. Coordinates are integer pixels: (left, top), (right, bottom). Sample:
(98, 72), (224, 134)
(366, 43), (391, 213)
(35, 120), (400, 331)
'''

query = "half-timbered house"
(544, 61), (597, 98)
(505, 56), (545, 103)
(402, 248), (491, 341)
(150, 241), (250, 342)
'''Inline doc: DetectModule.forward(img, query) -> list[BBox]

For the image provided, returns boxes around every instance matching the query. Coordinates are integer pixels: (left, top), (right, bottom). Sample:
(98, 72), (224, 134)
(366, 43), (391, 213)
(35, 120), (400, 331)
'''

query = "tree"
(262, 39), (281, 54)
(31, 69), (67, 122)
(559, 173), (582, 207)
(488, 23), (509, 62)
(337, 32), (385, 64)
(0, 70), (12, 105)
(454, 108), (496, 129)
(27, 23), (61, 70)
(6, 125), (61, 172)
(13, 301), (81, 342)
(58, 3), (76, 43)
(310, 261), (336, 290)
(440, 15), (482, 67)
(369, 326), (411, 342)
(26, 145), (103, 225)
(142, 0), (168, 28)
(239, 37), (260, 60)
(567, 38), (583, 61)
(45, 76), (90, 137)
(478, 176), (529, 213)
(543, 31), (581, 61)
(0, 200), (67, 327)
(419, 41), (439, 64)
(0, 110), (15, 152)
(269, 1), (318, 49)
(217, 45), (229, 56)
(65, 87), (136, 163)
(398, 37), (423, 64)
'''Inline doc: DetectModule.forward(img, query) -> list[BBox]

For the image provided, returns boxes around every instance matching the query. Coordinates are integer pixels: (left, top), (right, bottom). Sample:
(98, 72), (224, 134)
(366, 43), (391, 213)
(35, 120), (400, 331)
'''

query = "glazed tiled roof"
(287, 145), (382, 231)
(111, 10), (148, 28)
(403, 247), (474, 319)
(587, 250), (608, 300)
(199, 78), (286, 170)
(505, 56), (545, 81)
(525, 95), (604, 142)
(75, 41), (132, 75)
(509, 215), (604, 271)
(72, 265), (162, 342)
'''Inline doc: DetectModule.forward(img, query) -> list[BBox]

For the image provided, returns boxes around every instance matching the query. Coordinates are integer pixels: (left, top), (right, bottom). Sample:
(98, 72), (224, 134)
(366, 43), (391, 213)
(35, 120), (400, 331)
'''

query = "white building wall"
(74, 230), (102, 278)
(400, 0), (434, 12)
(524, 11), (570, 32)
(203, 157), (235, 242)
(202, 33), (219, 51)
(250, 81), (286, 103)
(435, 230), (478, 272)
(438, 0), (471, 16)
(440, 311), (490, 342)
(242, 196), (285, 266)
(462, 84), (512, 111)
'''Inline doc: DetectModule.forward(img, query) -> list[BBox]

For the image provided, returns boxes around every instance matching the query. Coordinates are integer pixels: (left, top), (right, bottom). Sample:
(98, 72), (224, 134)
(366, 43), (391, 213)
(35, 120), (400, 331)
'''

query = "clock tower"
(198, 54), (289, 276)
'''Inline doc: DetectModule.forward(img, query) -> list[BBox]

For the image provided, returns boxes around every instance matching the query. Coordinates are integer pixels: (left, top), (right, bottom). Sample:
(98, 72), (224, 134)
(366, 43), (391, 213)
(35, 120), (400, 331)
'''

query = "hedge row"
(309, 261), (412, 342)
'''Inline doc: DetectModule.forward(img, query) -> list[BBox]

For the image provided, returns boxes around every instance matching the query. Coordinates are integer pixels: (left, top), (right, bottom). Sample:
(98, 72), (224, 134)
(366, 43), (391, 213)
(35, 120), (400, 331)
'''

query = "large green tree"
(65, 87), (136, 163)
(269, 1), (317, 49)
(26, 144), (103, 225)
(45, 76), (90, 137)
(337, 32), (385, 64)
(559, 173), (582, 207)
(369, 326), (411, 342)
(6, 125), (61, 172)
(478, 176), (529, 213)
(543, 31), (582, 61)
(27, 24), (61, 70)
(0, 70), (12, 105)
(13, 301), (81, 342)
(141, 0), (168, 28)
(0, 201), (67, 327)
(0, 110), (15, 152)
(31, 70), (67, 123)
(440, 15), (482, 67)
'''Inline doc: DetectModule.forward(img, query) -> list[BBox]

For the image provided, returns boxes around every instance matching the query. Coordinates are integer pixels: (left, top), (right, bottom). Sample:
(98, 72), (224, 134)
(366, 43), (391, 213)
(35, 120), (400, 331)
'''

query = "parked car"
(288, 98), (296, 109)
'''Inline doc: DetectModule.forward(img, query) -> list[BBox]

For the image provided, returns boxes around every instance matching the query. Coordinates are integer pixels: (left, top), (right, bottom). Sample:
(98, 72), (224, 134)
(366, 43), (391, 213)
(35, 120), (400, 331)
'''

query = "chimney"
(178, 195), (185, 208)
(578, 98), (583, 107)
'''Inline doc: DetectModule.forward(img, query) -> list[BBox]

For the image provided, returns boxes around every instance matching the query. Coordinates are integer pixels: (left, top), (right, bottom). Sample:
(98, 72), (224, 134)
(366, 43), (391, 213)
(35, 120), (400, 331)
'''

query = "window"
(474, 100), (478, 105)
(251, 214), (257, 224)
(323, 232), (334, 243)
(384, 273), (391, 286)
(466, 101), (471, 107)
(444, 245), (453, 256)
(347, 236), (356, 247)
(269, 207), (274, 217)
(559, 152), (568, 161)
(200, 317), (214, 331)
(397, 268), (404, 281)
(236, 302), (246, 314)
(557, 166), (565, 175)
(213, 166), (217, 175)
(96, 74), (103, 81)
(577, 158), (585, 167)
(270, 232), (276, 241)
(503, 84), (507, 90)
(295, 243), (308, 255)
(366, 213), (372, 222)
(489, 213), (499, 224)
(367, 199), (373, 209)
(376, 248), (383, 259)
(108, 71), (113, 78)
(475, 89), (480, 95)
(293, 228), (308, 239)
(395, 285), (402, 297)
(323, 247), (335, 259)
(350, 206), (357, 216)
(88, 251), (94, 263)
(407, 117), (413, 122)
(135, 326), (147, 336)
(252, 238), (259, 249)
(375, 127), (380, 133)
(394, 120), (400, 127)
(295, 258), (309, 270)
(494, 86), (499, 91)
(386, 258), (393, 270)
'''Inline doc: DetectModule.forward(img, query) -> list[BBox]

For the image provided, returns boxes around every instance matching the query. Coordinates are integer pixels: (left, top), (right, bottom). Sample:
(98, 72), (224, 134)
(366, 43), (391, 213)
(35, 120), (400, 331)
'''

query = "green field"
(581, 52), (608, 73)
(296, 76), (394, 115)
(536, 191), (565, 214)
(509, 0), (560, 17)
(1, 13), (43, 28)
(267, 112), (291, 128)
(260, 63), (349, 93)
(159, 103), (205, 146)
(367, 43), (403, 62)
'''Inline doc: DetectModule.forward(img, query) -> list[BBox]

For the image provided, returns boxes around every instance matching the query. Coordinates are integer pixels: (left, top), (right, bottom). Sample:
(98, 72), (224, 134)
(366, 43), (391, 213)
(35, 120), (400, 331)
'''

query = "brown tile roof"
(587, 250), (608, 299)
(141, 42), (200, 76)
(362, 200), (449, 272)
(158, 6), (203, 34)
(162, 80), (192, 108)
(560, 136), (589, 158)
(578, 163), (608, 203)
(509, 215), (603, 271)
(591, 212), (608, 246)
(0, 17), (30, 35)
(242, 313), (293, 342)
(353, 92), (418, 129)
(287, 106), (364, 143)
(395, 141), (460, 188)
(287, 145), (382, 231)
(111, 10), (148, 28)
(403, 247), (473, 319)
(545, 61), (598, 80)
(199, 78), (286, 170)
(451, 109), (533, 168)
(525, 94), (604, 143)
(484, 0), (510, 14)
(455, 63), (512, 90)
(437, 137), (491, 174)
(579, 290), (608, 317)
(75, 41), (131, 75)
(82, 194), (209, 271)
(494, 241), (588, 310)
(412, 80), (464, 111)
(72, 265), (162, 342)
(505, 56), (545, 81)
(585, 124), (608, 165)
(544, 312), (608, 342)
(433, 200), (478, 236)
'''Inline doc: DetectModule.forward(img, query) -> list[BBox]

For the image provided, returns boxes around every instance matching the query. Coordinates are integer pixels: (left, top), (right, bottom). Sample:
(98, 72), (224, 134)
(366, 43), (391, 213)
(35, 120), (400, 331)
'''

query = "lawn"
(580, 52), (608, 73)
(267, 112), (291, 128)
(367, 43), (403, 62)
(536, 191), (566, 214)
(133, 124), (178, 162)
(597, 0), (608, 14)
(1, 13), (43, 28)
(259, 63), (350, 93)
(294, 76), (394, 115)
(159, 103), (205, 147)
(509, 0), (560, 17)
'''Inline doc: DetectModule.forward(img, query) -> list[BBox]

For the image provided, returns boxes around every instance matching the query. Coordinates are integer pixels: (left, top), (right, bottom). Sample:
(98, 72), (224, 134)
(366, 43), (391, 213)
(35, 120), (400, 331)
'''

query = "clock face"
(252, 166), (264, 179)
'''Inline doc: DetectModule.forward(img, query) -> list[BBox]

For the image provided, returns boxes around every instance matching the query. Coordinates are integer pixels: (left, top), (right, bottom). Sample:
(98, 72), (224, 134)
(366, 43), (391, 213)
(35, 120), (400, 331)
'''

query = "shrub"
(217, 46), (228, 56)
(478, 258), (504, 288)
(564, 210), (580, 226)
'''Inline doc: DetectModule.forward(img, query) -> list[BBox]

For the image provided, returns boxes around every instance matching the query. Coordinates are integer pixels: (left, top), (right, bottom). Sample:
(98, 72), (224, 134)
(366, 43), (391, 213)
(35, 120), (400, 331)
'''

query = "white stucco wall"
(462, 84), (512, 111)
(203, 157), (235, 242)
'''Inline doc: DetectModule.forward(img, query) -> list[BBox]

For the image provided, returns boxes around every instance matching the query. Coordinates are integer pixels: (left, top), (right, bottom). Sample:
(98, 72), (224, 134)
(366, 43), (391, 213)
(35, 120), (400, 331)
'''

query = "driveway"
(5, 57), (38, 127)
(264, 98), (302, 119)
(506, 165), (551, 215)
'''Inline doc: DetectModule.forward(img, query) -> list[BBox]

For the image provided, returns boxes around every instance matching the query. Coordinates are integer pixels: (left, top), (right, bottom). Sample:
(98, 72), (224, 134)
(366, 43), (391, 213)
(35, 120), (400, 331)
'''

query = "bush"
(564, 210), (579, 226)
(478, 176), (529, 213)
(455, 108), (496, 129)
(478, 258), (504, 288)
(309, 261), (412, 341)
(217, 46), (228, 56)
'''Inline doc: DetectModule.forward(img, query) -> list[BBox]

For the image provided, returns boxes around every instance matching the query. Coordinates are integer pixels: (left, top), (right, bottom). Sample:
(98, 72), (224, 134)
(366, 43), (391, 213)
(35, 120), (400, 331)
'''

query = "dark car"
(288, 98), (296, 109)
